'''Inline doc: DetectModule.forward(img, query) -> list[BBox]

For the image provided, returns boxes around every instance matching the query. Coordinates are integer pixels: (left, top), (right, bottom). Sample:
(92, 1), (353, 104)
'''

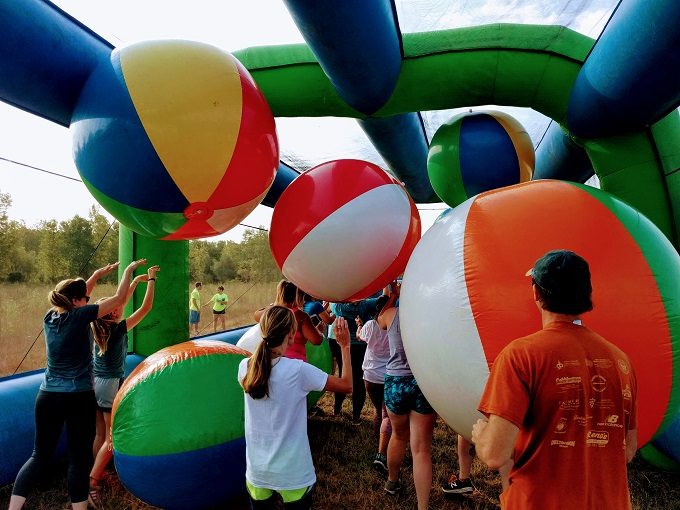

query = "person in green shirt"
(189, 282), (202, 336)
(209, 285), (228, 333)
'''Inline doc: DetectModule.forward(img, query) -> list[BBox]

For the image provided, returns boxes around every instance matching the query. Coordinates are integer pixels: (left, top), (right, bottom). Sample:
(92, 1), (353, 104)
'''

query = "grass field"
(0, 392), (678, 509)
(0, 281), (278, 377)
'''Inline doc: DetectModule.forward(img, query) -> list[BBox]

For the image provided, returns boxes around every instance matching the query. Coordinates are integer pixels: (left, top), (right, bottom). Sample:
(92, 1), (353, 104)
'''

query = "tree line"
(0, 190), (282, 284)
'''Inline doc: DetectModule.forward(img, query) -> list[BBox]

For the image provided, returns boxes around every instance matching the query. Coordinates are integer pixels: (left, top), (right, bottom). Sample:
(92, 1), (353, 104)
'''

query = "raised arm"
(97, 259), (147, 318)
(323, 317), (352, 393)
(126, 265), (159, 330)
(125, 274), (146, 306)
(85, 262), (119, 295)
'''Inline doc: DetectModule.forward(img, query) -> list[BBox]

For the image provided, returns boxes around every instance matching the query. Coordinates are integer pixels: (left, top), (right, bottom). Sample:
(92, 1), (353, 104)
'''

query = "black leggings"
(13, 390), (96, 503)
(329, 340), (367, 420)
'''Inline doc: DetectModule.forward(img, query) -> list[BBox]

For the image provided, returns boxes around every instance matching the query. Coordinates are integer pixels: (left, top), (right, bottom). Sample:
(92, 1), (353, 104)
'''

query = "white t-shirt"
(237, 357), (328, 490)
(358, 320), (390, 384)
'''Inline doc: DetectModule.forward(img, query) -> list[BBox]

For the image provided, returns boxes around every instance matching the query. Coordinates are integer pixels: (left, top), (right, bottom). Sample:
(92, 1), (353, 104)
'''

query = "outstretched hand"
(334, 317), (350, 348)
(95, 262), (119, 278)
(147, 265), (160, 279)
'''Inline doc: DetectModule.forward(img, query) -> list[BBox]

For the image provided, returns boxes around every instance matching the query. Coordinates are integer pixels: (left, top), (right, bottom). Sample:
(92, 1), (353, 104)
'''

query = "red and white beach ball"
(269, 159), (421, 302)
(400, 180), (680, 446)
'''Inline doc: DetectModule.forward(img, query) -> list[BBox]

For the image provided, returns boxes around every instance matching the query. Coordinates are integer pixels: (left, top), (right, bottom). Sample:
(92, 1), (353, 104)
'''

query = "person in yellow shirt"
(209, 285), (229, 333)
(189, 282), (202, 336)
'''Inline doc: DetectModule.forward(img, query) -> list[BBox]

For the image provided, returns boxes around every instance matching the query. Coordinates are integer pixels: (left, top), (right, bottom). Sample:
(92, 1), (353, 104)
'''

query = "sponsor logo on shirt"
(622, 384), (632, 400)
(555, 417), (568, 433)
(591, 375), (607, 392)
(589, 398), (596, 408)
(551, 439), (576, 448)
(573, 415), (591, 426)
(617, 359), (630, 374)
(556, 376), (581, 385)
(597, 415), (624, 429)
(559, 398), (580, 410)
(593, 358), (613, 369)
(587, 430), (609, 446)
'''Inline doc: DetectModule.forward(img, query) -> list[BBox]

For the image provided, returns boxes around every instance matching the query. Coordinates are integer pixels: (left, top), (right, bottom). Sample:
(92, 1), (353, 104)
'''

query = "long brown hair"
(242, 305), (296, 399)
(48, 278), (87, 311)
(274, 280), (303, 308)
(91, 298), (117, 355)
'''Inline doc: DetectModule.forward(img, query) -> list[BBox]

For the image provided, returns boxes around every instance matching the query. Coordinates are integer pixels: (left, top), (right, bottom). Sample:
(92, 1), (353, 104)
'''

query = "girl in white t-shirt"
(238, 306), (352, 510)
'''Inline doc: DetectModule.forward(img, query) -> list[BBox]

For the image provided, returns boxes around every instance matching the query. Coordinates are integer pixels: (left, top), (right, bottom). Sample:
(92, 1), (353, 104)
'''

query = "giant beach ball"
(269, 160), (421, 302)
(72, 40), (278, 240)
(427, 111), (534, 208)
(112, 340), (250, 509)
(400, 180), (680, 448)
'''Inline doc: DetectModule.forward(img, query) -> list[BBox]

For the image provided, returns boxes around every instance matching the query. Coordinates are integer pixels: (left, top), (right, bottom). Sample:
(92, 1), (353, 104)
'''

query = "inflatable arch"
(0, 0), (679, 494)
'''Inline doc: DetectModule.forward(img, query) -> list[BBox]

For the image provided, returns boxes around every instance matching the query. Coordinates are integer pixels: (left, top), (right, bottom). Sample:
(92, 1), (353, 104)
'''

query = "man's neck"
(540, 309), (581, 328)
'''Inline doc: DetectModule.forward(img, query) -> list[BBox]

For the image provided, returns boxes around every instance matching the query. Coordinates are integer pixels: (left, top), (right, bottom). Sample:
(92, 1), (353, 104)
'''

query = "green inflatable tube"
(119, 226), (189, 356)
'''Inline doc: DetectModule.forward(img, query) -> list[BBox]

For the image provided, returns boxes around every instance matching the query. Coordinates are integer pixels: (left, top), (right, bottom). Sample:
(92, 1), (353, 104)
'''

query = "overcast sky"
(0, 1), (615, 241)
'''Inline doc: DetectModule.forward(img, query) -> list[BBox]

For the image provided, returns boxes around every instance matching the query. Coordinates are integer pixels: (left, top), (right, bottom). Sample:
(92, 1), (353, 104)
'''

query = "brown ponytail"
(242, 306), (296, 399)
(48, 278), (87, 311)
(91, 298), (117, 355)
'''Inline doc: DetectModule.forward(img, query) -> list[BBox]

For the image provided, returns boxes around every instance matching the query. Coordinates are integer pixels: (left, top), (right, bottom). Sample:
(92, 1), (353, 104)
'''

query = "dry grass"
(0, 282), (278, 377)
(1, 392), (678, 509)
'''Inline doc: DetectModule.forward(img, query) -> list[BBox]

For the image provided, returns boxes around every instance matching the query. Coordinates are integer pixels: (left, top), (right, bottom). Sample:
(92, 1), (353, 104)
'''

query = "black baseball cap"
(526, 250), (592, 298)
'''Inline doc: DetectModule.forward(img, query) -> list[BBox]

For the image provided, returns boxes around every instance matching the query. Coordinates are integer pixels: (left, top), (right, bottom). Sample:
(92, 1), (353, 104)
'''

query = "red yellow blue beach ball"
(71, 40), (278, 240)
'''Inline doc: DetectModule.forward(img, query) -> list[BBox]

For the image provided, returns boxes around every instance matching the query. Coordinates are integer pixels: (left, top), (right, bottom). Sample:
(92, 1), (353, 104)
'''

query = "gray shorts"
(94, 377), (122, 411)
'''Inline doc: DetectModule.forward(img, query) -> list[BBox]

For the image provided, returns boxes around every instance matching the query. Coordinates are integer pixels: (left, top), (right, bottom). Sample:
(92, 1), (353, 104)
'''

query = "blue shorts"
(384, 374), (435, 415)
(189, 310), (200, 324)
(94, 377), (123, 411)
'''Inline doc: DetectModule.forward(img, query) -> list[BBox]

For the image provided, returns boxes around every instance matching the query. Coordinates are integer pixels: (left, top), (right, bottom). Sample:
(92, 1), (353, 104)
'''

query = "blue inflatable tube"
(359, 114), (436, 202)
(0, 0), (112, 126)
(534, 122), (594, 182)
(262, 161), (299, 208)
(0, 354), (145, 487)
(282, 0), (433, 202)
(567, 0), (680, 138)
(282, 0), (401, 114)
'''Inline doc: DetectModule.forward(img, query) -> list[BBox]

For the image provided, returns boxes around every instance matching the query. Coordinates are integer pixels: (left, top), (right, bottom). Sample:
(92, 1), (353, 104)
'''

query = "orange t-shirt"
(478, 321), (637, 510)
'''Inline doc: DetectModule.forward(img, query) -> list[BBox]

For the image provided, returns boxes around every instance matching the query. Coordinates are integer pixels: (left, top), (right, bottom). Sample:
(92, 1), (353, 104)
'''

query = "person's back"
(238, 356), (321, 488)
(474, 250), (637, 510)
(483, 322), (636, 509)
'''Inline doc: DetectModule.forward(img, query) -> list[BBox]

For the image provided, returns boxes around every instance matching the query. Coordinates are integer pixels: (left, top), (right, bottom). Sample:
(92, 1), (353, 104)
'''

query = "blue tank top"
(93, 320), (128, 379)
(386, 308), (411, 377)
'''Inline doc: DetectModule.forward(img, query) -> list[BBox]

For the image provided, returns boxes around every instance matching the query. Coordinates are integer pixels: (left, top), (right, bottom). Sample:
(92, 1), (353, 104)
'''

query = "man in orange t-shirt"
(472, 250), (637, 509)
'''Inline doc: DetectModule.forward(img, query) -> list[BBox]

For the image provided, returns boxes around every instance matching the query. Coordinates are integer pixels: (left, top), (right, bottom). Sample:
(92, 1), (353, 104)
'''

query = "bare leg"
(386, 411), (409, 483)
(90, 411), (113, 484)
(458, 435), (473, 480)
(8, 495), (26, 510)
(410, 412), (437, 510)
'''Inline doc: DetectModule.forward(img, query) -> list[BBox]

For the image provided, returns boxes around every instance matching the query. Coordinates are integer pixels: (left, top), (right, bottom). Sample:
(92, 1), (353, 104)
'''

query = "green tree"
(60, 215), (95, 277)
(89, 206), (118, 282)
(36, 220), (67, 282)
(0, 190), (16, 279)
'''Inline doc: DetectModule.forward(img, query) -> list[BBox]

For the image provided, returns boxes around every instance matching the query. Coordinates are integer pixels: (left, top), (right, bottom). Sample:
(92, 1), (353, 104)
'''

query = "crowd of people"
(239, 250), (638, 510)
(8, 249), (638, 510)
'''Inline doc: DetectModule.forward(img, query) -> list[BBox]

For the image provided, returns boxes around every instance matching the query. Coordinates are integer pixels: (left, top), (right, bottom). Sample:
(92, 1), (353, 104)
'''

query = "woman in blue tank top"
(88, 264), (159, 505)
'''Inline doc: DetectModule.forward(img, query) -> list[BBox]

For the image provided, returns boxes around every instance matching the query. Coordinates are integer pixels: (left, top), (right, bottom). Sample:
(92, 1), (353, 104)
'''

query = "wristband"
(148, 278), (156, 281)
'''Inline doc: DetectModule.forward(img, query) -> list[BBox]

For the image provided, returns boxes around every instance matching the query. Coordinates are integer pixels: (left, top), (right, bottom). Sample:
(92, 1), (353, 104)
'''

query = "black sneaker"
(384, 478), (402, 495)
(373, 453), (388, 475)
(441, 473), (474, 494)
